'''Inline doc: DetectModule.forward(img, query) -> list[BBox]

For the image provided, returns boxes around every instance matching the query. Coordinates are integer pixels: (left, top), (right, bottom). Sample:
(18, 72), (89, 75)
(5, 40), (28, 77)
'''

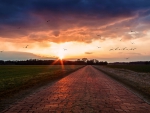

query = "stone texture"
(2, 66), (150, 113)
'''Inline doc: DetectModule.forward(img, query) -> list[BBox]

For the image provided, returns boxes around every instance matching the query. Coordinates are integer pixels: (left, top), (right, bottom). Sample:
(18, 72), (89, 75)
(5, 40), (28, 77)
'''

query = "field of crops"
(0, 65), (84, 99)
(107, 64), (150, 73)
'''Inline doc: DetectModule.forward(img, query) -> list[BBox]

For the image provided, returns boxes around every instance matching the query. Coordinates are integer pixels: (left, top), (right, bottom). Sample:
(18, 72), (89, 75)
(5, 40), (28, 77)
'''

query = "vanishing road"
(2, 66), (150, 113)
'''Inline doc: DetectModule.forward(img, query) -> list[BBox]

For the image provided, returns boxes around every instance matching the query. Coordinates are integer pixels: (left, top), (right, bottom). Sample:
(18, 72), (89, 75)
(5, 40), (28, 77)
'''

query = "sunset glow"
(58, 49), (65, 60)
(0, 1), (150, 62)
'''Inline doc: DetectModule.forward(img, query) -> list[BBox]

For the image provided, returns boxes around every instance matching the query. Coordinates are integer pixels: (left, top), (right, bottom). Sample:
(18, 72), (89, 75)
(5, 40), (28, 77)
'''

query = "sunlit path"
(2, 66), (150, 113)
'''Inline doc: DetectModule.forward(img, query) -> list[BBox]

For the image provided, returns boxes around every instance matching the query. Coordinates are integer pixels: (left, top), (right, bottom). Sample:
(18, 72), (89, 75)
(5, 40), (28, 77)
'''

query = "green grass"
(0, 65), (84, 99)
(107, 64), (150, 73)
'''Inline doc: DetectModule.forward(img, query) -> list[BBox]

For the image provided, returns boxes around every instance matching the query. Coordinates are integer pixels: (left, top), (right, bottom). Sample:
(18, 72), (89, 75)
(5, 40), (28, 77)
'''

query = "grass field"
(0, 65), (84, 100)
(107, 64), (150, 73)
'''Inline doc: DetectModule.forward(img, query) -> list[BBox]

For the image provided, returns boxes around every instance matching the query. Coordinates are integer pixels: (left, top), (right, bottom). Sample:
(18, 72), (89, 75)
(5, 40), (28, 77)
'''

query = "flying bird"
(109, 49), (113, 51)
(126, 57), (129, 59)
(0, 51), (3, 52)
(24, 45), (29, 48)
(122, 47), (126, 50)
(115, 47), (119, 50)
(129, 48), (133, 50)
(130, 30), (137, 33)
(97, 46), (101, 48)
(47, 20), (50, 22)
(133, 48), (136, 50)
(63, 48), (67, 51)
(130, 48), (136, 50)
(97, 35), (105, 40)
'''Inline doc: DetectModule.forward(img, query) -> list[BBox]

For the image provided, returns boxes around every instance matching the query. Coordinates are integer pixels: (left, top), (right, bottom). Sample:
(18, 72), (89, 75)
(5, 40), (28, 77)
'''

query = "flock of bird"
(0, 20), (138, 60)
(109, 47), (136, 51)
(96, 30), (137, 60)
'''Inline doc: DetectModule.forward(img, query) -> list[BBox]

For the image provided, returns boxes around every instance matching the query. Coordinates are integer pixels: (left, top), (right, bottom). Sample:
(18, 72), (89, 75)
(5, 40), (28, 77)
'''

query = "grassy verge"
(107, 64), (150, 73)
(93, 65), (150, 103)
(0, 65), (85, 111)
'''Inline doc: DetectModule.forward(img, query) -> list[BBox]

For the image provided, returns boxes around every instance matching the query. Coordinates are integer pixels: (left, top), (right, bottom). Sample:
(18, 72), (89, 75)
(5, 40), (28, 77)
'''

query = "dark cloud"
(0, 0), (150, 42)
(52, 31), (60, 37)
(32, 0), (150, 16)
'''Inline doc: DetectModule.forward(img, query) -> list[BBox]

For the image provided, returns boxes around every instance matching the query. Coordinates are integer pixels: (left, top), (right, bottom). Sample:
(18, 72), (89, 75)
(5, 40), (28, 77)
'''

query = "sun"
(58, 53), (64, 60)
(57, 44), (66, 60)
(58, 51), (64, 60)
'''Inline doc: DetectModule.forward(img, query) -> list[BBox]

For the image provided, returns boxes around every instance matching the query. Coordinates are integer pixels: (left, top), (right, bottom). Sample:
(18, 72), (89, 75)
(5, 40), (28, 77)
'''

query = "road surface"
(2, 65), (150, 113)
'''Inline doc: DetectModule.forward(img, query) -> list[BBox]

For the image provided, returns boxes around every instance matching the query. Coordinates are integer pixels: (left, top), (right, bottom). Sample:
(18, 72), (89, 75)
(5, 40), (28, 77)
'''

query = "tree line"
(0, 59), (108, 65)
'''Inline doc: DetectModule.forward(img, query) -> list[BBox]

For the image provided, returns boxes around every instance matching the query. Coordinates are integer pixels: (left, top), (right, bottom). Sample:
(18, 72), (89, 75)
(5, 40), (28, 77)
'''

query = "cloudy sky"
(0, 0), (150, 62)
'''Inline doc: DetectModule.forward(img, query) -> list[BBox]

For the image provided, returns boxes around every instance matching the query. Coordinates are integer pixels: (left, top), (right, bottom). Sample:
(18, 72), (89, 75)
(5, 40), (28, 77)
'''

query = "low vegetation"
(0, 65), (84, 100)
(94, 65), (150, 102)
(107, 64), (150, 73)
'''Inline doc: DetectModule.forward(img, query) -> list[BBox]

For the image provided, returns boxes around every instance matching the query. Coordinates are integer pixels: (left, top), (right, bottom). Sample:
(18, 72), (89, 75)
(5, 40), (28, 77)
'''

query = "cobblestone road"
(2, 65), (150, 113)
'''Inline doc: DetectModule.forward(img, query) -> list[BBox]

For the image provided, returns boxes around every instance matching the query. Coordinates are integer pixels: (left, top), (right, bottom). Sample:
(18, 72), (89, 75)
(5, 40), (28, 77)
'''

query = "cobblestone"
(2, 65), (150, 113)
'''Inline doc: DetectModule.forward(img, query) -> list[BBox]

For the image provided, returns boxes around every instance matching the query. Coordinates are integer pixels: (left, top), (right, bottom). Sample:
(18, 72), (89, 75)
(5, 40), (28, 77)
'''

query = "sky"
(0, 0), (150, 62)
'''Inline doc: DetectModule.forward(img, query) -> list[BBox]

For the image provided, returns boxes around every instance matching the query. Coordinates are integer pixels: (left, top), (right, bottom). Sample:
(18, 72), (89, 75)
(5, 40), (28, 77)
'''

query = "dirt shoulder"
(94, 65), (150, 104)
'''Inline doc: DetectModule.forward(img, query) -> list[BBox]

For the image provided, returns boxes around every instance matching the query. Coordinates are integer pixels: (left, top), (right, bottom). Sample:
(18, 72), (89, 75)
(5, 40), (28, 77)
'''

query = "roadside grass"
(94, 65), (150, 103)
(107, 64), (150, 73)
(0, 65), (84, 100)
